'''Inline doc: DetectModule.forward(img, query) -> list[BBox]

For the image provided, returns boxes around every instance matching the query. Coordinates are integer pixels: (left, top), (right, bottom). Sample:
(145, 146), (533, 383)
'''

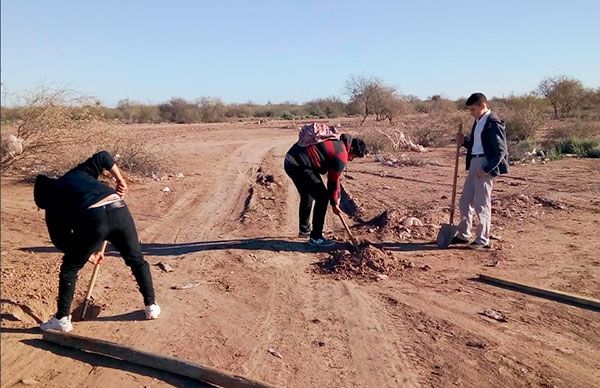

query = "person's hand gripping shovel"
(437, 123), (463, 248)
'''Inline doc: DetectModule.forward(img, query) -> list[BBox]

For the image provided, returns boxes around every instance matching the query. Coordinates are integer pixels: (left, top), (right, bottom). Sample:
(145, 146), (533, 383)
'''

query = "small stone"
(376, 274), (389, 281)
(466, 339), (486, 348)
(161, 187), (171, 192)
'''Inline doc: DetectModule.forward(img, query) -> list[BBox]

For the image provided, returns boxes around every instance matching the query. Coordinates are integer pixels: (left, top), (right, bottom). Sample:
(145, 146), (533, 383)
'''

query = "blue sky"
(2, 0), (599, 106)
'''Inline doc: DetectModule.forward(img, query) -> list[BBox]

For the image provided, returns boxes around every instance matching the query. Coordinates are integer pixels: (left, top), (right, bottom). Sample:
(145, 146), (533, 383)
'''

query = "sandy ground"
(1, 121), (599, 387)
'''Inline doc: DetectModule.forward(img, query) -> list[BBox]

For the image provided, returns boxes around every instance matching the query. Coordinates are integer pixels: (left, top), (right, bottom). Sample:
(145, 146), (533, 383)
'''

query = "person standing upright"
(453, 93), (509, 249)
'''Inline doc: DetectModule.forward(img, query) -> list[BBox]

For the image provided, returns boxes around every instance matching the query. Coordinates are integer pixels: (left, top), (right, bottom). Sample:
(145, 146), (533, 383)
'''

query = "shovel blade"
(436, 223), (458, 248)
(72, 300), (102, 322)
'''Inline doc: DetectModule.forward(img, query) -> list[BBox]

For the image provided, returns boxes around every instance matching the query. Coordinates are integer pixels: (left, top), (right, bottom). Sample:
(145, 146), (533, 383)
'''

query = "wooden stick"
(43, 330), (275, 388)
(81, 241), (108, 320)
(337, 213), (359, 247)
(478, 274), (600, 311)
(449, 123), (462, 225)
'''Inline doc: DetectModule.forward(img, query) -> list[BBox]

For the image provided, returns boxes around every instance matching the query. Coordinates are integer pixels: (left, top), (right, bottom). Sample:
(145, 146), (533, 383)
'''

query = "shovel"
(76, 240), (108, 321)
(337, 212), (360, 249)
(436, 123), (463, 248)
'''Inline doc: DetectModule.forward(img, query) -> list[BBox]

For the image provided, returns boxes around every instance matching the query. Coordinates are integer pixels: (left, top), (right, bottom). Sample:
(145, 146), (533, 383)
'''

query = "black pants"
(284, 161), (329, 240)
(56, 204), (155, 319)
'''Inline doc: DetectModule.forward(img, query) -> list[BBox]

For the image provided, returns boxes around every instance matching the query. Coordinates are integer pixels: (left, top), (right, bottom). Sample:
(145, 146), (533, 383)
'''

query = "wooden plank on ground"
(42, 330), (275, 388)
(477, 274), (600, 311)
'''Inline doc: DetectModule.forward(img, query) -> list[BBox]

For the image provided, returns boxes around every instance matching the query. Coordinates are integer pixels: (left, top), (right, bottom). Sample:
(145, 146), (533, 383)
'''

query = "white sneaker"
(145, 303), (161, 320)
(40, 315), (73, 332)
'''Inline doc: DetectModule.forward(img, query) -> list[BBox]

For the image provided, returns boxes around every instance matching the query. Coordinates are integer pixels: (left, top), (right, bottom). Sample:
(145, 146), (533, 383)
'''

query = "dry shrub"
(100, 129), (173, 178)
(503, 96), (547, 141)
(1, 86), (105, 176)
(548, 120), (600, 140)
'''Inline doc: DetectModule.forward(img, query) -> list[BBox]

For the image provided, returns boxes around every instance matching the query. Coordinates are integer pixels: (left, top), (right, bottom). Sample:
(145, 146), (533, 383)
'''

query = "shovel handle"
(337, 213), (359, 246)
(81, 241), (108, 320)
(449, 123), (463, 225)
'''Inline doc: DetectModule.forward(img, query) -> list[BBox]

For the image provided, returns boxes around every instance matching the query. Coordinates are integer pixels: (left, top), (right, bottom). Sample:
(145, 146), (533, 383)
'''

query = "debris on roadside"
(156, 262), (174, 273)
(268, 348), (283, 359)
(466, 339), (487, 349)
(170, 282), (200, 290)
(161, 186), (171, 193)
(479, 309), (508, 322)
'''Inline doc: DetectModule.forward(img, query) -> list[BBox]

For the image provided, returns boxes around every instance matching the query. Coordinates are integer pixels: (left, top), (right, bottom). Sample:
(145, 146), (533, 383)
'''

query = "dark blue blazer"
(463, 111), (509, 176)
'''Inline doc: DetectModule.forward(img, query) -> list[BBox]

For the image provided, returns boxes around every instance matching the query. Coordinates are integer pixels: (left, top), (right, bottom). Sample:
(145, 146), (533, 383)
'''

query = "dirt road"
(2, 122), (599, 387)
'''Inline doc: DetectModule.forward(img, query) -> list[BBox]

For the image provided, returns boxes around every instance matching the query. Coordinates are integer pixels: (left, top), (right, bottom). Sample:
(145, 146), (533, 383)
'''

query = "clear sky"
(2, 0), (599, 106)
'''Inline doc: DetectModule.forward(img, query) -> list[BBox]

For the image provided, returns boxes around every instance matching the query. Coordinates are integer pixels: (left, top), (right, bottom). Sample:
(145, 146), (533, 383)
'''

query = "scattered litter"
(466, 339), (487, 349)
(170, 282), (200, 290)
(268, 348), (283, 359)
(156, 262), (174, 273)
(19, 378), (40, 386)
(175, 172), (185, 178)
(557, 348), (575, 355)
(485, 259), (500, 267)
(479, 309), (508, 322)
(403, 217), (423, 228)
(161, 187), (171, 192)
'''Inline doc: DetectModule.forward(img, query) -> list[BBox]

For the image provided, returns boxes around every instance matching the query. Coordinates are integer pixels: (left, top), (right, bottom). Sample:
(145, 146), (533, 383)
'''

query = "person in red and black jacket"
(284, 134), (367, 247)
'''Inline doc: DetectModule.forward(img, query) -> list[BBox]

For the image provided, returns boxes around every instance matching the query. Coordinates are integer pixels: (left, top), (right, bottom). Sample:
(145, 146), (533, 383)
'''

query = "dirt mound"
(492, 193), (566, 227)
(363, 209), (438, 241)
(316, 243), (414, 280)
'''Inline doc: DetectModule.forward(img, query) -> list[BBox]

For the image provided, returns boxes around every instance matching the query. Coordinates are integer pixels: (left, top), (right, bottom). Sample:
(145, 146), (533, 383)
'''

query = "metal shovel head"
(437, 223), (458, 248)
(72, 298), (102, 322)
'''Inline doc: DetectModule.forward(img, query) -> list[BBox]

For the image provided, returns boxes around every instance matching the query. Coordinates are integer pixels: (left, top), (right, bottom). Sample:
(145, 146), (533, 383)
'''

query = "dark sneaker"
(298, 230), (311, 238)
(468, 243), (491, 250)
(450, 236), (470, 245)
(308, 238), (336, 248)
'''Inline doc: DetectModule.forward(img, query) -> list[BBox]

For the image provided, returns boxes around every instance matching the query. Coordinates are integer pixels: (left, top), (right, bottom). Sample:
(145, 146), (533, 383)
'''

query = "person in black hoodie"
(36, 151), (160, 332)
(454, 93), (509, 249)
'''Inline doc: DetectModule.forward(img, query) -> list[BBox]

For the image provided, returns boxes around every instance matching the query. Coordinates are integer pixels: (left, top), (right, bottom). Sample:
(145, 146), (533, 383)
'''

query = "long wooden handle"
(337, 213), (359, 246)
(449, 123), (463, 225)
(81, 241), (108, 319)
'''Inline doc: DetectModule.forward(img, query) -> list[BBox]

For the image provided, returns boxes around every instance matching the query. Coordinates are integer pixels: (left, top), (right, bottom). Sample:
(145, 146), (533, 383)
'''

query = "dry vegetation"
(1, 75), (599, 179)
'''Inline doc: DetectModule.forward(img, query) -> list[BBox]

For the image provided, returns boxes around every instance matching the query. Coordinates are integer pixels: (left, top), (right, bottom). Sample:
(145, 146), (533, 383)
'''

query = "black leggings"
(56, 204), (155, 318)
(284, 161), (329, 240)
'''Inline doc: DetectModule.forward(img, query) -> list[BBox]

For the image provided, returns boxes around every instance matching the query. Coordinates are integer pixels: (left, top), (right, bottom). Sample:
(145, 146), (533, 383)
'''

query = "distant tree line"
(1, 75), (598, 124)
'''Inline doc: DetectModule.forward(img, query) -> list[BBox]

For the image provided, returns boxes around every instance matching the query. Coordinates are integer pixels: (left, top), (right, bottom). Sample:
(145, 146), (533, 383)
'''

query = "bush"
(503, 95), (547, 141)
(553, 137), (600, 158)
(362, 129), (395, 153)
(102, 130), (173, 177)
(508, 138), (538, 161)
(549, 123), (599, 140)
(1, 87), (104, 175)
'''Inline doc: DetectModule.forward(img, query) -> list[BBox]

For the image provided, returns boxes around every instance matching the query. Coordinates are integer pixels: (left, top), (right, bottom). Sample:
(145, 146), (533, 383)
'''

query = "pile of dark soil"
(315, 242), (414, 280)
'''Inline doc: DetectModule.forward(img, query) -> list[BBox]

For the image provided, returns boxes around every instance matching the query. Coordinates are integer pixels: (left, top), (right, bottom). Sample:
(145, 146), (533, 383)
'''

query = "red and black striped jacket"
(285, 138), (349, 205)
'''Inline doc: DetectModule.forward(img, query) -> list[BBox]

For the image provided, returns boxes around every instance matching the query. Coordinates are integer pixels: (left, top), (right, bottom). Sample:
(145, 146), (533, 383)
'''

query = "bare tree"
(537, 75), (586, 119)
(344, 75), (385, 124)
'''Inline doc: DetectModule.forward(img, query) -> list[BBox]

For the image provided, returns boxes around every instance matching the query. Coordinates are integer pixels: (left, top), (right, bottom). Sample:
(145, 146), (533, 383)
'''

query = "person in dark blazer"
(454, 93), (509, 249)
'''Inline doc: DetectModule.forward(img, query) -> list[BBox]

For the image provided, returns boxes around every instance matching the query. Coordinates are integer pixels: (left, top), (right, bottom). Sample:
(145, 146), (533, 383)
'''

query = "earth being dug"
(316, 242), (414, 280)
(363, 209), (438, 241)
